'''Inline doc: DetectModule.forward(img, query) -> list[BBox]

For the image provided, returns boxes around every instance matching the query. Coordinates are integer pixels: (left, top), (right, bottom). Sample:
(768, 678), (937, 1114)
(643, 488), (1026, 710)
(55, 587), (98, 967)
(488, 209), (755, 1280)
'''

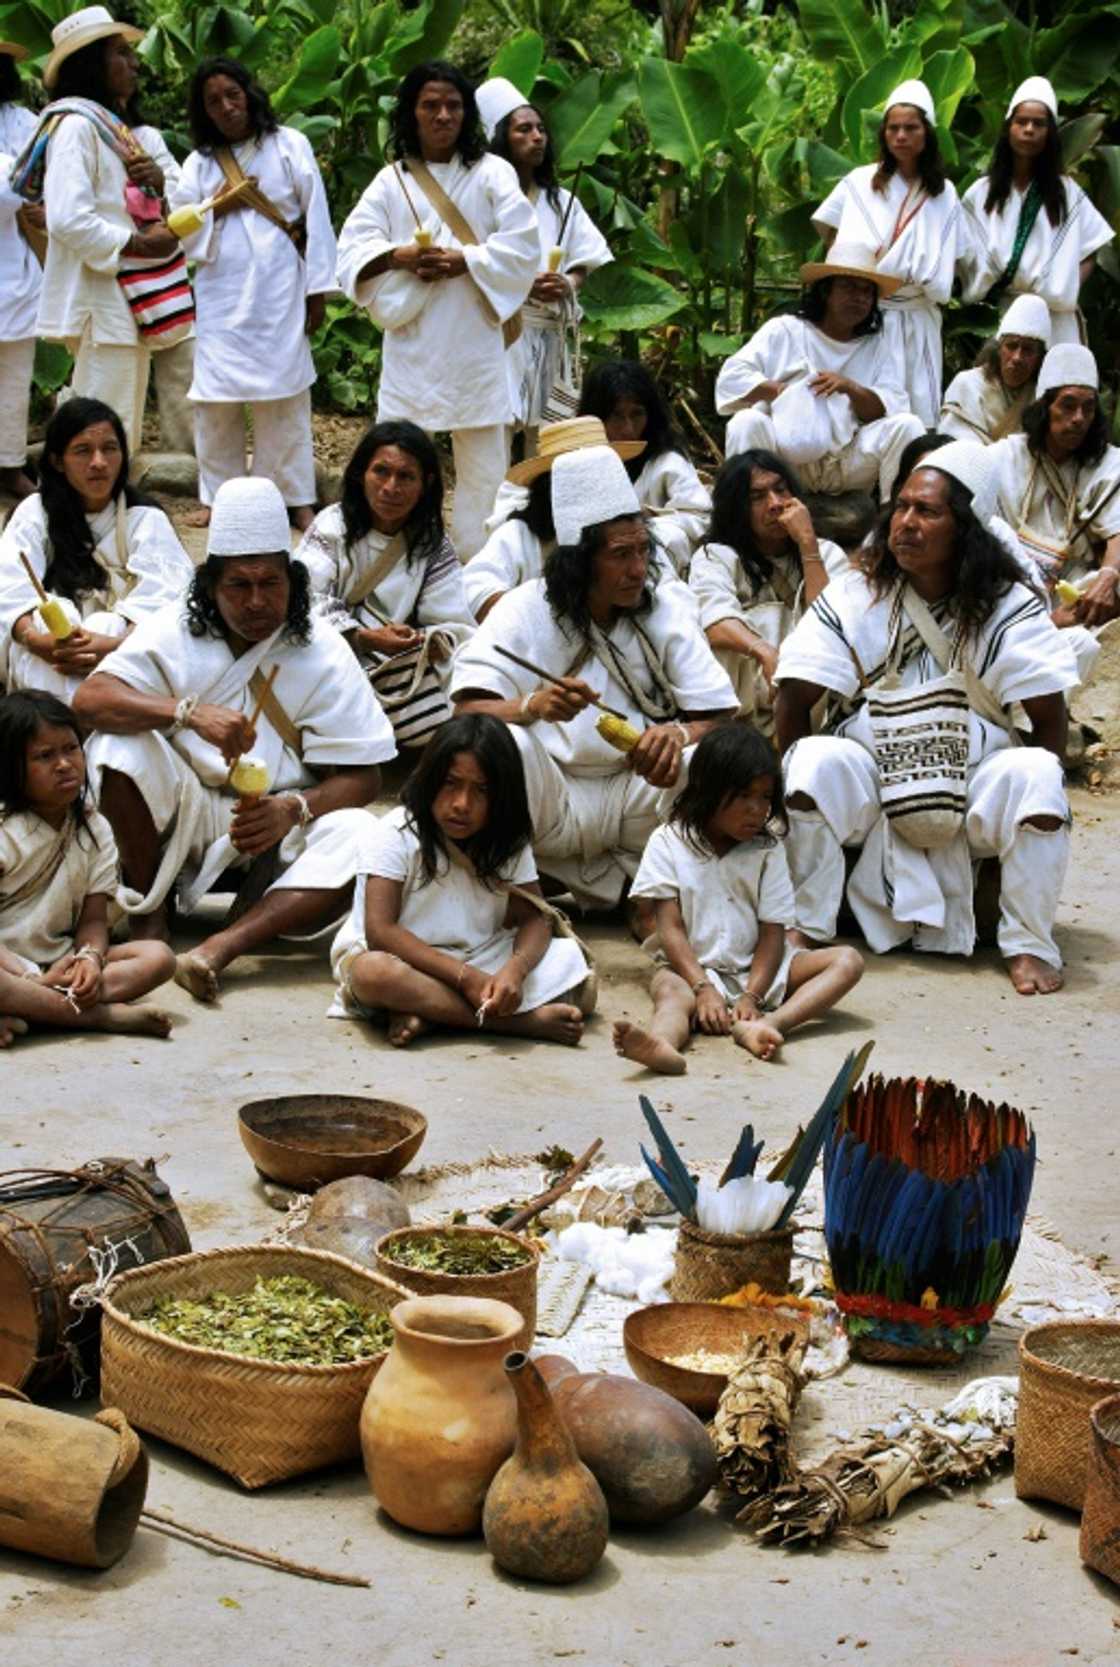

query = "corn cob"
(596, 712), (641, 752)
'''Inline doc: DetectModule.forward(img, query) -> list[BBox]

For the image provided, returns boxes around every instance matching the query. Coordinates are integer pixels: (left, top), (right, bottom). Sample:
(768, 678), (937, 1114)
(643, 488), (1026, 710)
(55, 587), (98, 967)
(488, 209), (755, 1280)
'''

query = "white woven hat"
(551, 446), (640, 546)
(43, 6), (143, 90)
(475, 76), (531, 140)
(1006, 75), (1057, 119)
(997, 294), (1052, 346)
(207, 478), (291, 558)
(884, 78), (935, 124)
(916, 440), (997, 521)
(1038, 343), (1098, 397)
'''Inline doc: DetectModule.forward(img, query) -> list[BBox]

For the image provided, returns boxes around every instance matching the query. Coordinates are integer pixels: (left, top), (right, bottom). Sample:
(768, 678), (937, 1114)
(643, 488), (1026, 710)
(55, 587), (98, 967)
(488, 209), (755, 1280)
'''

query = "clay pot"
(533, 1353), (717, 1525)
(360, 1295), (521, 1536)
(483, 1353), (609, 1584)
(307, 1176), (410, 1234)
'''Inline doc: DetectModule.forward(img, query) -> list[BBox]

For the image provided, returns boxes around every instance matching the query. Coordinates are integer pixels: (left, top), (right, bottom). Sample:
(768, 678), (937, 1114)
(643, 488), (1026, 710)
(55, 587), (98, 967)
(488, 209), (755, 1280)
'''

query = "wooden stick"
(677, 393), (724, 466)
(246, 663), (280, 732)
(493, 644), (627, 720)
(555, 161), (585, 246)
(18, 550), (48, 605)
(394, 163), (424, 231)
(140, 1508), (371, 1588)
(503, 1138), (604, 1233)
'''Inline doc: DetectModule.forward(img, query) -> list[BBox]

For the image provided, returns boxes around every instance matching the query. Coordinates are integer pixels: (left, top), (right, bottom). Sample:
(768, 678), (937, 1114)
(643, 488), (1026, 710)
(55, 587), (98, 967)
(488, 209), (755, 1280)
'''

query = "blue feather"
(639, 1096), (697, 1219)
(721, 1124), (763, 1184)
(639, 1145), (694, 1220)
(773, 1041), (875, 1230)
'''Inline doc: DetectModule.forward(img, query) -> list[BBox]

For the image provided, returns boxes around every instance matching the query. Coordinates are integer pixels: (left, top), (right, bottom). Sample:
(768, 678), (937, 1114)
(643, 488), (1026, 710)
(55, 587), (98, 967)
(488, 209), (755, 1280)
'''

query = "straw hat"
(883, 78), (935, 124)
(476, 76), (531, 141)
(1037, 343), (1098, 398)
(0, 40), (29, 61)
(997, 294), (1051, 347)
(552, 445), (641, 546)
(43, 6), (143, 90)
(799, 239), (904, 297)
(208, 478), (292, 558)
(507, 416), (646, 487)
(1006, 75), (1057, 119)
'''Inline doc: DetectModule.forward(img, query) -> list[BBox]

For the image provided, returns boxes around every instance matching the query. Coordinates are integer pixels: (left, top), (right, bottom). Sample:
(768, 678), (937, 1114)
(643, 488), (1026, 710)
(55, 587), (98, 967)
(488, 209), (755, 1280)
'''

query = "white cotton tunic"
(171, 128), (335, 403)
(330, 803), (588, 1013)
(0, 104), (40, 341)
(716, 315), (909, 420)
(940, 366), (1035, 445)
(813, 165), (966, 427)
(0, 494), (193, 689)
(989, 433), (1120, 588)
(463, 515), (543, 618)
(960, 176), (1113, 344)
(37, 111), (136, 346)
(631, 821), (799, 1002)
(507, 185), (611, 428)
(336, 153), (538, 431)
(298, 504), (473, 642)
(451, 578), (736, 776)
(632, 451), (711, 576)
(0, 808), (118, 969)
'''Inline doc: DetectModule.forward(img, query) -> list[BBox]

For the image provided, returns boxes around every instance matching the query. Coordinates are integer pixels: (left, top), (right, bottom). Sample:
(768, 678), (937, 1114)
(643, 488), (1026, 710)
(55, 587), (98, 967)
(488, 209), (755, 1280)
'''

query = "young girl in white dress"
(614, 723), (862, 1073)
(331, 713), (594, 1047)
(0, 691), (174, 1045)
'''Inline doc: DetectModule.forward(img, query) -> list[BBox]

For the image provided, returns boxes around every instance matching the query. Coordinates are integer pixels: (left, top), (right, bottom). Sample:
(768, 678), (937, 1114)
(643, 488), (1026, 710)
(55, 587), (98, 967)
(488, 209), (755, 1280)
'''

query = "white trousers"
(783, 734), (1070, 967)
(151, 337), (196, 455)
(508, 726), (663, 909)
(70, 327), (150, 455)
(725, 407), (924, 500)
(0, 337), (35, 467)
(194, 390), (316, 507)
(881, 301), (943, 430)
(451, 424), (510, 560)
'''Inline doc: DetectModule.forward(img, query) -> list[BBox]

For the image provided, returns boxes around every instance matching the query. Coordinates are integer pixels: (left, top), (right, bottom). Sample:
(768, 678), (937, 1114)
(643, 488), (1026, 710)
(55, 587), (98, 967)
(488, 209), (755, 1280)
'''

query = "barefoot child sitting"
(0, 692), (175, 1044)
(614, 723), (861, 1073)
(330, 713), (595, 1047)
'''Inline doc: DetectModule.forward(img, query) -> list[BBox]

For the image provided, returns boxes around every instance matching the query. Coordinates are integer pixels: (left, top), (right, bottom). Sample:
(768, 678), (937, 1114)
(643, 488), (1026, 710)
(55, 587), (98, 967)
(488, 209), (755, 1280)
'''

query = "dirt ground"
(3, 517), (1120, 1666)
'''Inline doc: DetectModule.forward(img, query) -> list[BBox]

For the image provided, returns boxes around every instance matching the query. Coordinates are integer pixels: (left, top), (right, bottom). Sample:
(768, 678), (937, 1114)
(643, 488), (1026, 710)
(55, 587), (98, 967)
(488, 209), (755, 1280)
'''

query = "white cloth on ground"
(960, 176), (1113, 343)
(0, 493), (193, 691)
(194, 391), (316, 508)
(631, 819), (801, 1002)
(0, 103), (41, 342)
(813, 166), (966, 427)
(0, 807), (119, 968)
(86, 607), (396, 914)
(940, 365), (1034, 444)
(507, 186), (611, 429)
(0, 337), (35, 467)
(329, 803), (589, 1016)
(336, 153), (537, 432)
(171, 128), (335, 404)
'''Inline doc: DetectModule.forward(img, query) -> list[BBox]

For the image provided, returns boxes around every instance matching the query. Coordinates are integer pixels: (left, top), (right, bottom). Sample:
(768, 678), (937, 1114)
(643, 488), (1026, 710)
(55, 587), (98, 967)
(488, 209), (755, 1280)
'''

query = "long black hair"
(984, 110), (1067, 227)
(873, 108), (946, 196)
(798, 277), (882, 336)
(578, 360), (685, 473)
(187, 57), (278, 152)
(670, 722), (787, 854)
(489, 105), (561, 212)
(864, 474), (1023, 632)
(891, 430), (957, 493)
(401, 712), (532, 886)
(1022, 388), (1108, 466)
(340, 420), (445, 566)
(0, 53), (22, 103)
(0, 689), (92, 833)
(510, 470), (556, 543)
(704, 450), (805, 599)
(185, 555), (312, 643)
(543, 514), (655, 638)
(37, 399), (152, 601)
(54, 33), (144, 121)
(389, 60), (485, 166)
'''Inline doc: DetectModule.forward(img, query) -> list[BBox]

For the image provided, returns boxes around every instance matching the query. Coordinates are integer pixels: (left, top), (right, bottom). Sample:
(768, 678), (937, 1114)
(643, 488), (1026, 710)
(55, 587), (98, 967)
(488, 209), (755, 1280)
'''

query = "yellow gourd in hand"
(596, 713), (641, 753)
(1054, 580), (1081, 607)
(229, 756), (270, 798)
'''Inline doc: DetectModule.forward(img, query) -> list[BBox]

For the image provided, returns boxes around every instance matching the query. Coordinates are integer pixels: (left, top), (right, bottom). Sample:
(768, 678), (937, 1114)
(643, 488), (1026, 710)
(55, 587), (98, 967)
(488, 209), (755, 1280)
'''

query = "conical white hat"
(476, 76), (531, 140)
(997, 294), (1052, 345)
(1037, 343), (1098, 397)
(207, 477), (291, 557)
(551, 446), (640, 546)
(1006, 76), (1057, 119)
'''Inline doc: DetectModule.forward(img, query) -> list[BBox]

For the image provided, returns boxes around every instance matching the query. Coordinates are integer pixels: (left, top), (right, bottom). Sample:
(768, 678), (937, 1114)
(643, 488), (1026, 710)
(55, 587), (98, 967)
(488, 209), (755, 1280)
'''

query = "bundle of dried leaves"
(712, 1328), (808, 1514)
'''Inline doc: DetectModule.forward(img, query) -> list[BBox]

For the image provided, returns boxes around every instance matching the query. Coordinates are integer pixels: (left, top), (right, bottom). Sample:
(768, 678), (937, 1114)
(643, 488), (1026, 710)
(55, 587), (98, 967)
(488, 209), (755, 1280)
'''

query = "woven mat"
(296, 1150), (1120, 1462)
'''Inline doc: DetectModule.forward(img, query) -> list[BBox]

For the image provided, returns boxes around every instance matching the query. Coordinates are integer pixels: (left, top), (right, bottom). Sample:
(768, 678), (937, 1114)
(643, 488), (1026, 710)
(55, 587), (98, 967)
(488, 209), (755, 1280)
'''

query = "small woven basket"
(1015, 1319), (1120, 1511)
(1081, 1392), (1120, 1586)
(100, 1244), (410, 1489)
(376, 1225), (540, 1349)
(669, 1219), (795, 1302)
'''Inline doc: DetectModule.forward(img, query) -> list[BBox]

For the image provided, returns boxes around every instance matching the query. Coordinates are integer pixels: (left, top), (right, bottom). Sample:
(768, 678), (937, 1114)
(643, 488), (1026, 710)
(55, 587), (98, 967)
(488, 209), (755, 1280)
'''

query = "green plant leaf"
(909, 0), (963, 53)
(638, 57), (726, 169)
(32, 338), (71, 396)
(386, 0), (464, 75)
(702, 167), (751, 273)
(490, 30), (544, 94)
(684, 35), (768, 129)
(796, 0), (886, 77)
(698, 330), (742, 358)
(1059, 111), (1108, 170)
(273, 26), (341, 118)
(548, 70), (636, 167)
(1035, 13), (1120, 104)
(579, 263), (687, 331)
(1091, 145), (1120, 238)
(923, 47), (975, 132)
(841, 44), (924, 157)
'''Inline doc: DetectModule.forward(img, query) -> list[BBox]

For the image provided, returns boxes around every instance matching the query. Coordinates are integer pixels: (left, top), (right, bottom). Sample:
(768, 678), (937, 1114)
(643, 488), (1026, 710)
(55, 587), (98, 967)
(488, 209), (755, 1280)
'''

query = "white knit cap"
(997, 293), (1052, 346)
(916, 440), (997, 521)
(1037, 343), (1099, 397)
(551, 446), (640, 546)
(207, 477), (291, 557)
(475, 77), (531, 140)
(884, 78), (935, 124)
(1006, 75), (1057, 118)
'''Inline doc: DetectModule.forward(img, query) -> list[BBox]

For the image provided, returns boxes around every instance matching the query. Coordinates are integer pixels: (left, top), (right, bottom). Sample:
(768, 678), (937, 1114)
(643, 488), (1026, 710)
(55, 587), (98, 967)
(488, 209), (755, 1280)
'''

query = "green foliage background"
(3, 0), (1118, 424)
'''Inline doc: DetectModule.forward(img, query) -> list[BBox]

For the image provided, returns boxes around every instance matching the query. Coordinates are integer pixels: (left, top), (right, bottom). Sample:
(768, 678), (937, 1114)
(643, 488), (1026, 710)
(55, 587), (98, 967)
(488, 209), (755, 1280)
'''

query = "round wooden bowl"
(623, 1301), (810, 1418)
(237, 1095), (427, 1189)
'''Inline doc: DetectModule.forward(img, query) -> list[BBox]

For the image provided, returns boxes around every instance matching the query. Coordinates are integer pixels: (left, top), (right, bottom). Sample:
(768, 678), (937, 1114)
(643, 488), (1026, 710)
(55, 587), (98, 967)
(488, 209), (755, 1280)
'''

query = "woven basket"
(1081, 1393), (1120, 1586)
(376, 1225), (539, 1349)
(669, 1219), (795, 1302)
(100, 1244), (410, 1489)
(1015, 1319), (1120, 1511)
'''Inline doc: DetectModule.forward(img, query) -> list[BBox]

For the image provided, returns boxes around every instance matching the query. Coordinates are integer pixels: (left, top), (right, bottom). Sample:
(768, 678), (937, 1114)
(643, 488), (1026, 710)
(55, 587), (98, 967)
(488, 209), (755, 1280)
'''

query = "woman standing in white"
(172, 57), (335, 531)
(0, 42), (40, 500)
(961, 76), (1113, 345)
(477, 76), (612, 452)
(812, 80), (965, 429)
